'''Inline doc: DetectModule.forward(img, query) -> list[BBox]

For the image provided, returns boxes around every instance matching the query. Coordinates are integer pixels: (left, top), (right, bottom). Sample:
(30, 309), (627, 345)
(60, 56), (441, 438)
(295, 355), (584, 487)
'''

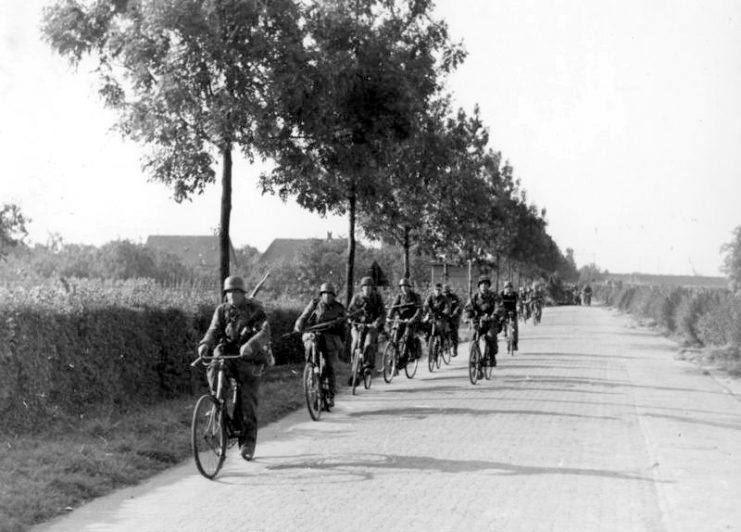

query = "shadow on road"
(346, 406), (620, 421)
(263, 453), (665, 483)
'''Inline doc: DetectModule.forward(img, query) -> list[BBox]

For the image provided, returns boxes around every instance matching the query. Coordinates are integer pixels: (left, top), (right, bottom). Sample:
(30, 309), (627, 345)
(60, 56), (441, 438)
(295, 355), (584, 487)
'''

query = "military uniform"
(465, 289), (500, 358)
(423, 291), (451, 341)
(389, 290), (422, 361)
(498, 288), (519, 350)
(294, 297), (346, 397)
(199, 298), (270, 453)
(444, 289), (462, 355)
(348, 290), (386, 369)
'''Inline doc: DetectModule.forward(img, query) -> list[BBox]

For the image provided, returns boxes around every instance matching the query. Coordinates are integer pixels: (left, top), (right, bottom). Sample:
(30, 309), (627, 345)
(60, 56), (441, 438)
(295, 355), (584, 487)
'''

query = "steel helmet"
(504, 280), (513, 289)
(360, 276), (374, 287)
(477, 275), (491, 286)
(319, 282), (336, 295)
(223, 276), (246, 293)
(398, 278), (411, 287)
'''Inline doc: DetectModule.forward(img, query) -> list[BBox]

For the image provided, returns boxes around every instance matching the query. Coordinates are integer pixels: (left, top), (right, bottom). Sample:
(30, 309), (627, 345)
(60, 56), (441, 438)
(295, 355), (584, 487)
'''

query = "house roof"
(146, 235), (237, 268)
(258, 238), (317, 264)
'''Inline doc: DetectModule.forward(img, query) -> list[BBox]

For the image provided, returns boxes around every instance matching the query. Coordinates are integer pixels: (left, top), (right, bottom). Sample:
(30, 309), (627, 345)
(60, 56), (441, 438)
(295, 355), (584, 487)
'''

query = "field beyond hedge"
(596, 282), (741, 375)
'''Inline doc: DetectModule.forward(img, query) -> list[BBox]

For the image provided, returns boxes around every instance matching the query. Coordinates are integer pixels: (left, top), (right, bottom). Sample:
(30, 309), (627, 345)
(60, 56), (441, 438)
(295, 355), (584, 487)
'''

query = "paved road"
(35, 306), (741, 532)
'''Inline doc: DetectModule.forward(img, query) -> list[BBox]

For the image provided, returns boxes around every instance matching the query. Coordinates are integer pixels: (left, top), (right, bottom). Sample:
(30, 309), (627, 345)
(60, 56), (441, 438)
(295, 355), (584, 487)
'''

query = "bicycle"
(300, 321), (339, 421)
(426, 314), (451, 372)
(382, 318), (419, 382)
(189, 352), (244, 480)
(533, 298), (543, 325)
(468, 317), (496, 385)
(349, 321), (375, 395)
(500, 310), (516, 356)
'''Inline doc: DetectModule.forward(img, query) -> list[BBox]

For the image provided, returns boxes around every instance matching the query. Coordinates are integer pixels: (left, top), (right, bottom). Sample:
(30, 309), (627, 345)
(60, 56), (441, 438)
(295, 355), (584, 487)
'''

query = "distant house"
(145, 235), (238, 269)
(259, 233), (345, 265)
(258, 238), (316, 265)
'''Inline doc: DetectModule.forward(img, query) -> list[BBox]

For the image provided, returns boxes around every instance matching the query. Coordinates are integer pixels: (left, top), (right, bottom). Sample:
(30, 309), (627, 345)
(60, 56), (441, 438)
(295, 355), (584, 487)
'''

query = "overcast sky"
(1, 0), (740, 276)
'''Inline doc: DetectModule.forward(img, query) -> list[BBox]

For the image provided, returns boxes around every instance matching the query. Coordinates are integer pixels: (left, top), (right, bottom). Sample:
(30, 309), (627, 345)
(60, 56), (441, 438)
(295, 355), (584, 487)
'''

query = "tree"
(359, 97), (453, 278)
(579, 263), (607, 284)
(0, 203), (29, 257)
(43, 0), (303, 287)
(721, 226), (741, 293)
(261, 0), (463, 305)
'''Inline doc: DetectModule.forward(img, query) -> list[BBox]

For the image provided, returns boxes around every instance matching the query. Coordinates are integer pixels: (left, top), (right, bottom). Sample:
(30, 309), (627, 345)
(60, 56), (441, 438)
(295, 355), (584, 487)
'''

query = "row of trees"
(43, 0), (574, 304)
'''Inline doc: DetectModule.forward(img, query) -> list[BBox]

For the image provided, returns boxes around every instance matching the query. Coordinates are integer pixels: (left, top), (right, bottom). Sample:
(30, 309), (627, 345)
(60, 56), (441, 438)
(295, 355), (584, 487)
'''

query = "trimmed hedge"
(0, 282), (304, 433)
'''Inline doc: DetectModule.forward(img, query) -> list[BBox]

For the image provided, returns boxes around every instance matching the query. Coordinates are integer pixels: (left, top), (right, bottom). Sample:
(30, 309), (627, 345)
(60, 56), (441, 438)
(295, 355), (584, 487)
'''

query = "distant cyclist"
(423, 282), (451, 346)
(582, 283), (593, 306)
(443, 284), (462, 357)
(498, 280), (519, 351)
(388, 278), (423, 364)
(465, 275), (500, 366)
(294, 282), (346, 408)
(347, 276), (386, 378)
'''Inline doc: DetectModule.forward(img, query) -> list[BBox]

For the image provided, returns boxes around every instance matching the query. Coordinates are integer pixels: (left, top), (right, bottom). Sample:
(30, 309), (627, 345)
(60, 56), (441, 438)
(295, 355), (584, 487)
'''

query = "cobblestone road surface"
(34, 306), (741, 532)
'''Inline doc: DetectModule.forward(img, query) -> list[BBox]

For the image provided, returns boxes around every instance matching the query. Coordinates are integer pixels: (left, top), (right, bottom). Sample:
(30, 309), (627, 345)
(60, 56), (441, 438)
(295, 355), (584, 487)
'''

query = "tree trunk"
(443, 261), (449, 284)
(467, 258), (473, 298)
(403, 226), (411, 279)
(219, 145), (233, 297)
(345, 186), (356, 307)
(495, 252), (501, 291)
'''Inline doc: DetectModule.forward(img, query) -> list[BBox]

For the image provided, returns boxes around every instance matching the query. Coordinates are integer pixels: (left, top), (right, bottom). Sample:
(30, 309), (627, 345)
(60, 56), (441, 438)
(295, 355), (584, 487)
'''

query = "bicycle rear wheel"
(404, 343), (418, 379)
(191, 394), (227, 480)
(469, 341), (480, 385)
(303, 362), (322, 421)
(382, 342), (397, 383)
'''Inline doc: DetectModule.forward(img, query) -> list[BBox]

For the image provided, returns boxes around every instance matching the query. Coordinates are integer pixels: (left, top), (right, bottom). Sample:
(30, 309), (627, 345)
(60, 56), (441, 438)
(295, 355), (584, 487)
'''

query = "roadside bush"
(597, 281), (740, 353)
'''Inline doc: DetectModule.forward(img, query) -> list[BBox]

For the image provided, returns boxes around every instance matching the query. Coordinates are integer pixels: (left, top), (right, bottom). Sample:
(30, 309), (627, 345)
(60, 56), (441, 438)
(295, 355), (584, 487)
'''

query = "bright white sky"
(1, 0), (740, 276)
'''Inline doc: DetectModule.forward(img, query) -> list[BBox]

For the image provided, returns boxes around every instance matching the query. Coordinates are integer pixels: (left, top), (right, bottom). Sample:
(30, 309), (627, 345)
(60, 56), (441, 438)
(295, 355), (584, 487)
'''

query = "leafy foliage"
(721, 225), (741, 294)
(0, 203), (29, 257)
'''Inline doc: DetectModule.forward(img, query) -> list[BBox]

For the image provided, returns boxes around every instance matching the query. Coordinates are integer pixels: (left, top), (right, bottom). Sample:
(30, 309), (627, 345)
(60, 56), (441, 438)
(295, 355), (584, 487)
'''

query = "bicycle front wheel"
(484, 341), (494, 380)
(351, 348), (360, 396)
(382, 342), (397, 383)
(428, 337), (438, 373)
(469, 340), (480, 385)
(303, 362), (322, 421)
(405, 344), (418, 379)
(192, 394), (227, 480)
(441, 338), (451, 365)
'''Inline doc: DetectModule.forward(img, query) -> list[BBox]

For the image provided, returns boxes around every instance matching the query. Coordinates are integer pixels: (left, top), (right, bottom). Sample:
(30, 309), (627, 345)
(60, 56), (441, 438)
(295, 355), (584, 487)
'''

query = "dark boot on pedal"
(239, 441), (255, 461)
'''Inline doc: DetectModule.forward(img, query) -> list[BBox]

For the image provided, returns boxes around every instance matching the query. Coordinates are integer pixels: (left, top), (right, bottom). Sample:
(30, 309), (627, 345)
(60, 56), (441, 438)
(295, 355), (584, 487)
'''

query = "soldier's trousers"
(208, 359), (261, 450)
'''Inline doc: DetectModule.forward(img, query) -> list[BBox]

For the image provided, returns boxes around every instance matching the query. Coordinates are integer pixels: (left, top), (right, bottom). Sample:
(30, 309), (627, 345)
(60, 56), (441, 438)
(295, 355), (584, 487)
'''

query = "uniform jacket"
(348, 291), (387, 325)
(499, 290), (518, 313)
(389, 291), (422, 321)
(295, 298), (347, 337)
(199, 299), (270, 354)
(446, 292), (462, 319)
(465, 290), (500, 319)
(424, 293), (450, 318)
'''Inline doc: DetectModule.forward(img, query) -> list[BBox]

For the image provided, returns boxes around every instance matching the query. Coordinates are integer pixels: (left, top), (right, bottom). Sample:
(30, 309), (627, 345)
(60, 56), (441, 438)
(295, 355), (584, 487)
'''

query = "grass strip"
(0, 363), (351, 532)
